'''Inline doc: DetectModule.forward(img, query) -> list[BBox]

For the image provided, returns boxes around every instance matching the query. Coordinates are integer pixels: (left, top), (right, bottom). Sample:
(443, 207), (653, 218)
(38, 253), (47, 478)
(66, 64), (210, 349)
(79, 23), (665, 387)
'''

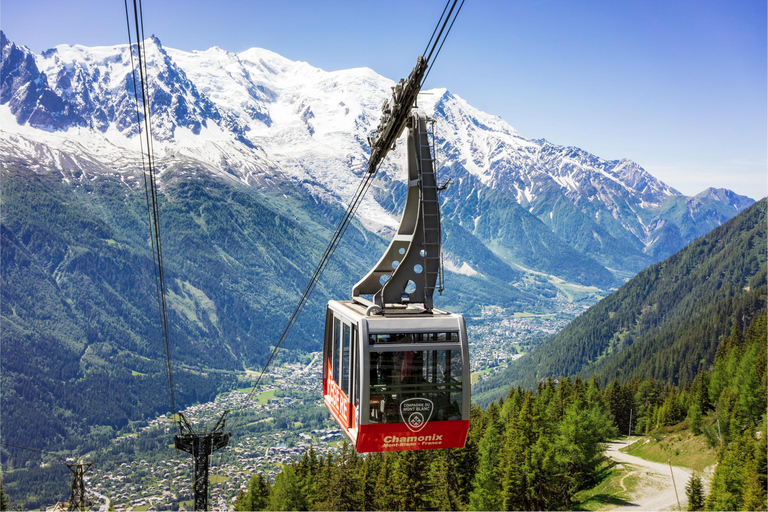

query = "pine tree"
(468, 416), (503, 511)
(635, 379), (662, 434)
(0, 478), (7, 512)
(425, 451), (460, 511)
(685, 472), (705, 511)
(689, 371), (711, 414)
(687, 403), (703, 435)
(741, 417), (768, 512)
(360, 451), (383, 511)
(335, 446), (364, 511)
(605, 379), (634, 435)
(528, 430), (559, 510)
(705, 431), (752, 511)
(741, 464), (767, 511)
(268, 465), (307, 511)
(371, 453), (396, 511)
(235, 473), (270, 511)
(297, 446), (320, 497)
(553, 394), (616, 507)
(450, 405), (483, 506)
(390, 450), (431, 511)
(501, 386), (523, 424)
(500, 398), (533, 511)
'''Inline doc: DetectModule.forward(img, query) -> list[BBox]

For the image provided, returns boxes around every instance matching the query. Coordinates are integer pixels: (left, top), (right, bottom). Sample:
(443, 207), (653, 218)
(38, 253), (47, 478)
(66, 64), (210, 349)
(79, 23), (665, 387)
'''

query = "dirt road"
(604, 440), (694, 511)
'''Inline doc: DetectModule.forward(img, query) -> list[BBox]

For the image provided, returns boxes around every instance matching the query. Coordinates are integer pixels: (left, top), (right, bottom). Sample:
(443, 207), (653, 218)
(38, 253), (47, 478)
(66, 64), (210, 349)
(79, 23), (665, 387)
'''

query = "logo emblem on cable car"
(400, 398), (434, 433)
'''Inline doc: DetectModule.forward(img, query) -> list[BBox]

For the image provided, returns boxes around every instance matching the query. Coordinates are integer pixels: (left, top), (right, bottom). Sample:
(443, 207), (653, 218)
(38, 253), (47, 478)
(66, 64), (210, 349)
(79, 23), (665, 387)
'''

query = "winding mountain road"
(604, 440), (694, 511)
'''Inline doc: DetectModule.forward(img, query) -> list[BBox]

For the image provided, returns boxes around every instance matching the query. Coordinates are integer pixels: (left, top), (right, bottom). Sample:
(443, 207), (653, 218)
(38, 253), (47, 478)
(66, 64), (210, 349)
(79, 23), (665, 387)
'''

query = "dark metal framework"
(353, 112), (443, 310)
(174, 412), (231, 511)
(367, 57), (427, 174)
(65, 460), (93, 512)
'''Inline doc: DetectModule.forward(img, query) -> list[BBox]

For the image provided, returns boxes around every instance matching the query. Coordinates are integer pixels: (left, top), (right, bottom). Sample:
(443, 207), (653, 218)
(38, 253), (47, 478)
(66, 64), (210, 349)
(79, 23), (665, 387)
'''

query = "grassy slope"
(623, 430), (718, 473)
(574, 460), (640, 511)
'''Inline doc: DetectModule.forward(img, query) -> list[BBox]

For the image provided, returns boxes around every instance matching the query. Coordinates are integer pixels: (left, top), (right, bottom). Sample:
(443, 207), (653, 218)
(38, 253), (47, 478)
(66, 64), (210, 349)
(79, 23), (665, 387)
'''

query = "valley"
(76, 306), (573, 510)
(84, 357), (336, 510)
(1, 300), (576, 509)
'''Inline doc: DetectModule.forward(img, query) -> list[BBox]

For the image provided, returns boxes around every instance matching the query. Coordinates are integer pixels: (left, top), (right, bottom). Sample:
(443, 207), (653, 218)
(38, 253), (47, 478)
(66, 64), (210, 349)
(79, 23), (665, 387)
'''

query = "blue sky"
(3, 0), (766, 198)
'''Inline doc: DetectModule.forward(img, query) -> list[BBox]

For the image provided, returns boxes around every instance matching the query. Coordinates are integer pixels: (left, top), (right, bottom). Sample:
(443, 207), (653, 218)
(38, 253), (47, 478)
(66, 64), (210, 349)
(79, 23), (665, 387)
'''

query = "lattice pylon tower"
(65, 459), (93, 511)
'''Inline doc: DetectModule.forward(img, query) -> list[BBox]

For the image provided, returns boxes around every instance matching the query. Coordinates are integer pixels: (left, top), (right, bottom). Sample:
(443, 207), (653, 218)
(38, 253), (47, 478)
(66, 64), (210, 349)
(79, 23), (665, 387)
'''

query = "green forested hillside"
(0, 159), (546, 454)
(235, 306), (766, 512)
(0, 163), (379, 451)
(236, 377), (618, 511)
(704, 313), (767, 510)
(482, 198), (766, 392)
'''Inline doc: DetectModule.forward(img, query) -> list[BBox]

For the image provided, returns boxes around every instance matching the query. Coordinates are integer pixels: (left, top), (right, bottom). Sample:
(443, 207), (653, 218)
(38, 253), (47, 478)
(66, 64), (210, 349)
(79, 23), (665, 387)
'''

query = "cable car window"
(342, 323), (351, 395)
(369, 332), (459, 344)
(352, 327), (359, 407)
(332, 317), (341, 384)
(369, 349), (462, 424)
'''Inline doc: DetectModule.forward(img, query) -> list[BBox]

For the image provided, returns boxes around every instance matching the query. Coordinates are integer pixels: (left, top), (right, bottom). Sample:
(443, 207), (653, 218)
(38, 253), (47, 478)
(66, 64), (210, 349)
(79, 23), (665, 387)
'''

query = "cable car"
(323, 301), (469, 452)
(322, 99), (470, 451)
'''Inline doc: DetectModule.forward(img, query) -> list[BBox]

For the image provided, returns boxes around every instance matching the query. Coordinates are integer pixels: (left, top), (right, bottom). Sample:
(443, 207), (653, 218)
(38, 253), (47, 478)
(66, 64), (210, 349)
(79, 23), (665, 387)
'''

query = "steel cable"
(124, 0), (177, 428)
(422, 0), (466, 87)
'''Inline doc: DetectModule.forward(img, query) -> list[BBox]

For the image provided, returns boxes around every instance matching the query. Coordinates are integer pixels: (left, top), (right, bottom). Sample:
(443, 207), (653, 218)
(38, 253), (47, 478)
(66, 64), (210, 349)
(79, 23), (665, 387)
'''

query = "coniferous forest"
(237, 375), (618, 511)
(476, 199), (767, 400)
(236, 311), (766, 511)
(1, 181), (764, 508)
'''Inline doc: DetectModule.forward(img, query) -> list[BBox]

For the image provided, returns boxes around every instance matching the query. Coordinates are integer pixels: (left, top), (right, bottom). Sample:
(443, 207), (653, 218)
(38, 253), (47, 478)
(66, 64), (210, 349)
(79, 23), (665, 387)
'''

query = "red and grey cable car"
(323, 301), (469, 452)
(322, 106), (470, 452)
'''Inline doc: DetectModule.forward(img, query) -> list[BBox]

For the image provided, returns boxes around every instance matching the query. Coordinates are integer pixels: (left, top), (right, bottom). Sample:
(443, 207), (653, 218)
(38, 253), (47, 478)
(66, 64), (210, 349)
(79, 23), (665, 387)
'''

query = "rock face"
(0, 31), (754, 289)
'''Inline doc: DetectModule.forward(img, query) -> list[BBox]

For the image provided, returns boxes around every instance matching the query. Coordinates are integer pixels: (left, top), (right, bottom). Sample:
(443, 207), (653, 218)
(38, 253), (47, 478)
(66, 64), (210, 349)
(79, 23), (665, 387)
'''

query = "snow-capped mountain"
(0, 32), (754, 288)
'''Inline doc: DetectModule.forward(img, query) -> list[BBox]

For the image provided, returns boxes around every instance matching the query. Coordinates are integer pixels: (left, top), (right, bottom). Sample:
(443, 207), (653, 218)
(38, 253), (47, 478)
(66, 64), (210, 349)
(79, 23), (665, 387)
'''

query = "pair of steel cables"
(0, 2), (173, 478)
(123, 0), (177, 428)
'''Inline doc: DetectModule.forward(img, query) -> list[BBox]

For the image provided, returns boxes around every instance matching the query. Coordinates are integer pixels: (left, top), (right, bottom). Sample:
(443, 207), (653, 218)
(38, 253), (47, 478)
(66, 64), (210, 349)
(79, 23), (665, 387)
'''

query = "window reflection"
(369, 332), (459, 344)
(369, 349), (462, 424)
(332, 318), (341, 384)
(342, 323), (350, 395)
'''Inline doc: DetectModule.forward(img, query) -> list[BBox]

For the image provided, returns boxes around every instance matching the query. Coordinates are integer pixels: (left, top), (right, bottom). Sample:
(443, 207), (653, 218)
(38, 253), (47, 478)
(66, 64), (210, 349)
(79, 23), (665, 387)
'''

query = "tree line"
(236, 374), (617, 511)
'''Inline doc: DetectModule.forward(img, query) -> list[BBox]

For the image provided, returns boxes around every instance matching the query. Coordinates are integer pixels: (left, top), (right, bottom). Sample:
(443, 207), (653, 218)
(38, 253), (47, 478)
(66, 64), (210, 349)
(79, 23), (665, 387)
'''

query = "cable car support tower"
(64, 459), (93, 512)
(174, 412), (231, 511)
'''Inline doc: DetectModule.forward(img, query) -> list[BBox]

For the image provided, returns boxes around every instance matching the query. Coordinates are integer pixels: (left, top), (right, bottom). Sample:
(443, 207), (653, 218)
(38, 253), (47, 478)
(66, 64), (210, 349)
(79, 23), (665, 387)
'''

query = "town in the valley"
(84, 308), (586, 510)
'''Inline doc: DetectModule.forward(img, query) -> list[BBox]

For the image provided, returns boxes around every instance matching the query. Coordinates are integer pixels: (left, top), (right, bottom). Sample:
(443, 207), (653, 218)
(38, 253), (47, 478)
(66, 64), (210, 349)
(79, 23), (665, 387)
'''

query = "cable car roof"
(329, 300), (465, 331)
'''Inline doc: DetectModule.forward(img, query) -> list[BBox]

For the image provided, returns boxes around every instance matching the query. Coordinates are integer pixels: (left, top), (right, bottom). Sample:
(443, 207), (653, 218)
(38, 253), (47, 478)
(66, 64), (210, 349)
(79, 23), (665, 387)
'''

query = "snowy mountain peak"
(695, 187), (755, 210)
(237, 46), (323, 82)
(1, 31), (84, 130)
(0, 33), (754, 285)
